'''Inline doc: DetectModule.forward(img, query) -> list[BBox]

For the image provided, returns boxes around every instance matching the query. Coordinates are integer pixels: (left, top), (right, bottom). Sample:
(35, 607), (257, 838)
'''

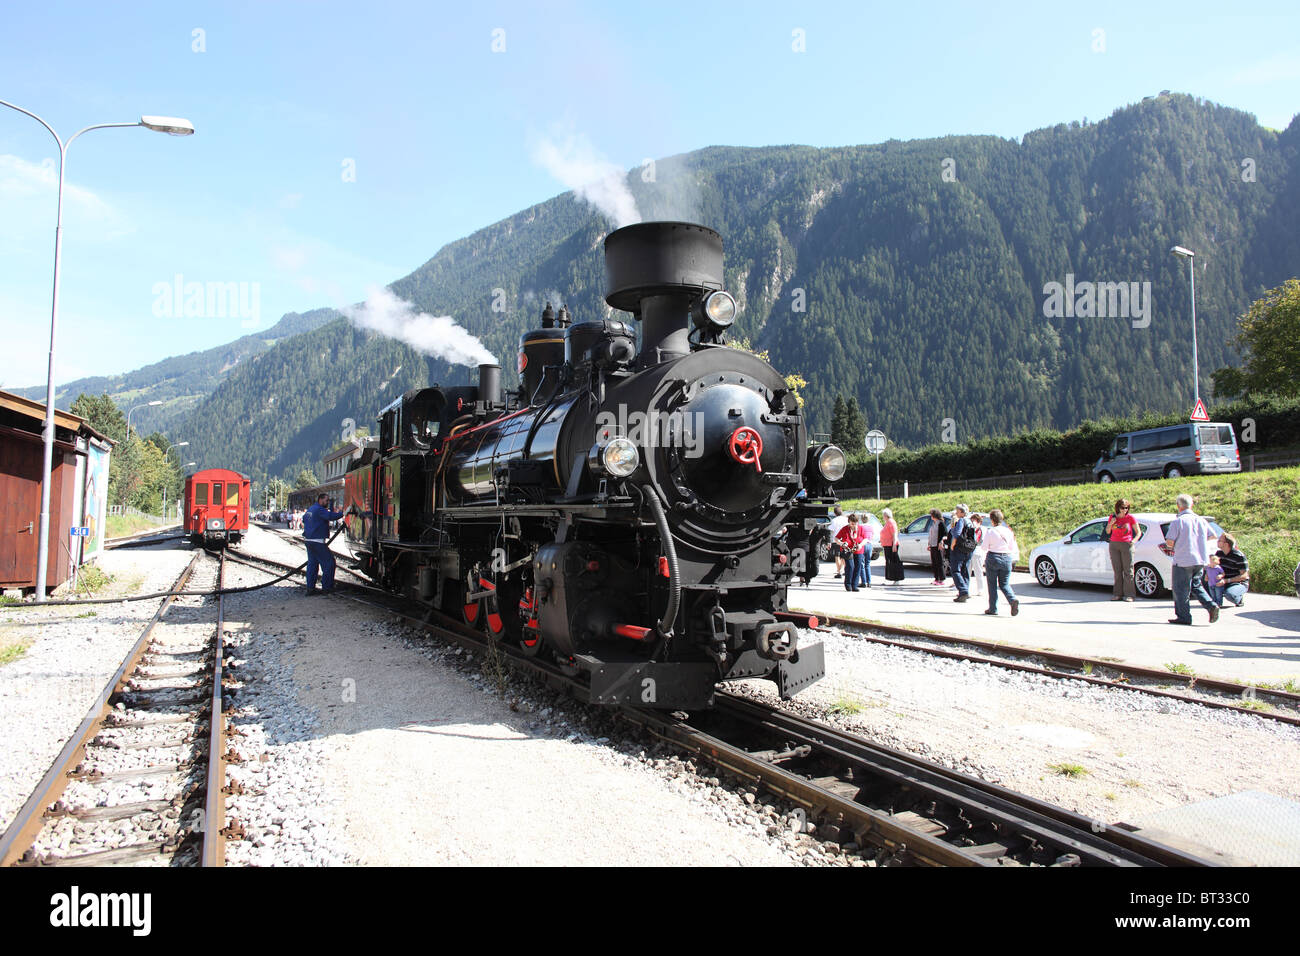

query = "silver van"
(1093, 422), (1240, 482)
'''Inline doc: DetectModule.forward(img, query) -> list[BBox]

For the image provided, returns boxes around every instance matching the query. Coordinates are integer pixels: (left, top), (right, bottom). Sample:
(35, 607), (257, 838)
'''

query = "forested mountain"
(88, 95), (1300, 481)
(13, 308), (338, 435)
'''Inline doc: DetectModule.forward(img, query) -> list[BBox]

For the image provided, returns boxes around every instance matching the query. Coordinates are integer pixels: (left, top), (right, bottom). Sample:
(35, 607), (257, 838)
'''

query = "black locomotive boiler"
(343, 221), (847, 709)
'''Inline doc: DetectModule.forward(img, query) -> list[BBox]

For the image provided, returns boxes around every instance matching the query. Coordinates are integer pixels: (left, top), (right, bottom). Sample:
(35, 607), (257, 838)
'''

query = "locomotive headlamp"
(693, 290), (737, 329)
(817, 445), (847, 482)
(601, 437), (641, 477)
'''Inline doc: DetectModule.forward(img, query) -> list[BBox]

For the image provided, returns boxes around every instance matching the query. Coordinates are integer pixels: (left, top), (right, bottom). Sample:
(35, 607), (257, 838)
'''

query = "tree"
(830, 395), (849, 445)
(294, 469), (320, 490)
(1212, 280), (1300, 398)
(842, 397), (867, 451)
(70, 393), (126, 442)
(783, 372), (808, 409)
(110, 437), (171, 511)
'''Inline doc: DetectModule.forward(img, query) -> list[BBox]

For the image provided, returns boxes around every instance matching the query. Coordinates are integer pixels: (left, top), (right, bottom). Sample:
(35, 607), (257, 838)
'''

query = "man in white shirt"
(1163, 493), (1219, 625)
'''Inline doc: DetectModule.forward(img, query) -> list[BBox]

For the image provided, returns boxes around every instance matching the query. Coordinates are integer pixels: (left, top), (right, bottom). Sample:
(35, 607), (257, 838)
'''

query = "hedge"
(842, 394), (1300, 487)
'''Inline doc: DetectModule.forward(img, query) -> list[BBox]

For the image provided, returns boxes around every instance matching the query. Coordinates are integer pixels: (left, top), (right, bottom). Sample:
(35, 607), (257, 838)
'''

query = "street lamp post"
(1170, 245), (1199, 408)
(125, 400), (164, 441)
(0, 100), (194, 600)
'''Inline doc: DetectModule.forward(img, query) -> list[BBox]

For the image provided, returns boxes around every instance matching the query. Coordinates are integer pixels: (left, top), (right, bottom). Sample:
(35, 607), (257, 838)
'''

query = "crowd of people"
(820, 492), (1250, 624)
(256, 509), (308, 530)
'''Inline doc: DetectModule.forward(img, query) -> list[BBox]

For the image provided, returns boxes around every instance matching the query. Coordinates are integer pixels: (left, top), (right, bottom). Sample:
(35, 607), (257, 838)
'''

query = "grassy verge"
(0, 633), (31, 667)
(106, 513), (170, 538)
(840, 466), (1300, 596)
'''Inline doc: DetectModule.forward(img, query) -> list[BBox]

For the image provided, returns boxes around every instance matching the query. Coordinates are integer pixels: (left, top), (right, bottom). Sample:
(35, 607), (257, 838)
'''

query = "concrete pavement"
(789, 556), (1300, 684)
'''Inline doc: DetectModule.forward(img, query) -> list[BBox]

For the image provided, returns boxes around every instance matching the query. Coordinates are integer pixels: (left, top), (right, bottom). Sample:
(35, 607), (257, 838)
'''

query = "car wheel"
(1163, 464), (1184, 478)
(1035, 556), (1059, 588)
(1098, 471), (1114, 483)
(816, 541), (831, 563)
(1134, 562), (1161, 598)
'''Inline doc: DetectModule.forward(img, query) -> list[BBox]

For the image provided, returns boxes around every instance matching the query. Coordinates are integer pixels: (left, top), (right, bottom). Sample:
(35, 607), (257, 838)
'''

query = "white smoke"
(532, 130), (641, 228)
(344, 287), (496, 367)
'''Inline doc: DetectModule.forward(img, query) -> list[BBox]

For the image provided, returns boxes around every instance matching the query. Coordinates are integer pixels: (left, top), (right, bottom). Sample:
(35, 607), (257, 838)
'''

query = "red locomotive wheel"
(480, 576), (506, 638)
(462, 600), (481, 628)
(518, 587), (546, 658)
(461, 572), (485, 630)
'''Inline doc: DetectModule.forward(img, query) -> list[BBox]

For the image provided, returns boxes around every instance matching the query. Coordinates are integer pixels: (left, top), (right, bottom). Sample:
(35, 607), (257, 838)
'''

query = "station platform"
(788, 559), (1300, 684)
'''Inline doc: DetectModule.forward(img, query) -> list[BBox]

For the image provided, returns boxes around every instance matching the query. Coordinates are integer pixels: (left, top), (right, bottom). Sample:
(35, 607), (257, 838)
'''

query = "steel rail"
(201, 549), (227, 866)
(711, 692), (1214, 866)
(0, 551), (202, 866)
(813, 613), (1300, 724)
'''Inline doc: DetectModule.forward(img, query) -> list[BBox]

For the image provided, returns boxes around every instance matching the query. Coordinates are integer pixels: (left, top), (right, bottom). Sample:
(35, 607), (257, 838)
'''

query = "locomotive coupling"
(755, 621), (798, 661)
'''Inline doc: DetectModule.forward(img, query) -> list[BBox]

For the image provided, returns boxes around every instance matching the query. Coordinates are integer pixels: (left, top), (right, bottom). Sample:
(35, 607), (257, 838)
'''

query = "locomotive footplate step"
(580, 656), (718, 709)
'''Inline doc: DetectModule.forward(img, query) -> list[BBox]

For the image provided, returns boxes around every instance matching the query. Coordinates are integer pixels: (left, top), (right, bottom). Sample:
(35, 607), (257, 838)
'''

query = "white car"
(1029, 512), (1224, 599)
(897, 511), (953, 572)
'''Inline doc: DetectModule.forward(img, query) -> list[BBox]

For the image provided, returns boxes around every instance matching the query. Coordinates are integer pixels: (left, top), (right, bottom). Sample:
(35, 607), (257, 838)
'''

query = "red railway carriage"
(184, 468), (250, 547)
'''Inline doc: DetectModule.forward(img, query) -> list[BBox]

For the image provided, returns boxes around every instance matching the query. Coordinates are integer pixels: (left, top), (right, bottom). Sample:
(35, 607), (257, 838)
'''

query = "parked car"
(1029, 512), (1224, 598)
(814, 512), (883, 562)
(897, 511), (953, 574)
(1093, 422), (1240, 483)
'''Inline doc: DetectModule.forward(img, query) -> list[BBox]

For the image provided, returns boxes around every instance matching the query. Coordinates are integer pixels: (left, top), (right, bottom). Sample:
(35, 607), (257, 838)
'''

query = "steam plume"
(532, 130), (641, 228)
(344, 287), (496, 367)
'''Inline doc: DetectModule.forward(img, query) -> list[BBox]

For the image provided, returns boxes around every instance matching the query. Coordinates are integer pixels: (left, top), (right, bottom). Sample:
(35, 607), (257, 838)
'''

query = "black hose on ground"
(1, 524), (349, 608)
(641, 484), (680, 640)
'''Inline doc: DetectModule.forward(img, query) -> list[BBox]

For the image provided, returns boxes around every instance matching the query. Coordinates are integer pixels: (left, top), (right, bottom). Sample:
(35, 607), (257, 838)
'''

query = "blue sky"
(1, 0), (1296, 389)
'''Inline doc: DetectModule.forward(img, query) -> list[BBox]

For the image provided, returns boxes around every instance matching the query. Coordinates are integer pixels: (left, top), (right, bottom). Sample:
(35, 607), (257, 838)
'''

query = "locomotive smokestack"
(478, 363), (502, 408)
(604, 222), (723, 366)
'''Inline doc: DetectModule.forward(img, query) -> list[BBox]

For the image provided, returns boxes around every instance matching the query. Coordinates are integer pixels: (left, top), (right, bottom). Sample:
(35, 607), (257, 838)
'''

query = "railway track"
(233, 538), (1217, 866)
(104, 525), (185, 549)
(807, 613), (1300, 726)
(0, 550), (236, 867)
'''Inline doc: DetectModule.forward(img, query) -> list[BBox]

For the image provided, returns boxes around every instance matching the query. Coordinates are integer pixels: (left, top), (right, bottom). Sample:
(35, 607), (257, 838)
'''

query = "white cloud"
(272, 244), (309, 271)
(0, 153), (112, 213)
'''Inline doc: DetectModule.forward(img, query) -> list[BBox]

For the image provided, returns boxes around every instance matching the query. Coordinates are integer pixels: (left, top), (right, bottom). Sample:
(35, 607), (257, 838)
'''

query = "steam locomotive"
(342, 221), (847, 709)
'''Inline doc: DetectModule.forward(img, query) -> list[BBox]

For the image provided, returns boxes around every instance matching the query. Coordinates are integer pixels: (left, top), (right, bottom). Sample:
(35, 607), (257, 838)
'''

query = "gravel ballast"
(734, 624), (1300, 828)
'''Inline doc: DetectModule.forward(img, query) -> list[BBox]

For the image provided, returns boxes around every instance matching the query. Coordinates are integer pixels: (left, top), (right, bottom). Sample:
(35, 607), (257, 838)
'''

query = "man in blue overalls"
(303, 493), (347, 595)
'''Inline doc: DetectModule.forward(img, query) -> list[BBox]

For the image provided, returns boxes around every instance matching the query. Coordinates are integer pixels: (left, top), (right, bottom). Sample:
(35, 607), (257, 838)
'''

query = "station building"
(0, 389), (114, 594)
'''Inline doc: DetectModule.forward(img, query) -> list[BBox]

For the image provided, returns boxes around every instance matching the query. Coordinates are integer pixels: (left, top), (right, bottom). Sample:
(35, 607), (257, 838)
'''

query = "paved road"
(789, 557), (1300, 683)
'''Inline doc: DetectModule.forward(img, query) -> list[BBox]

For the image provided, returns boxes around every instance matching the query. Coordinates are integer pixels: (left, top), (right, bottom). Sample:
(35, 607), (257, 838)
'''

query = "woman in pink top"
(1105, 497), (1141, 601)
(835, 514), (868, 593)
(981, 509), (1019, 616)
(880, 507), (904, 584)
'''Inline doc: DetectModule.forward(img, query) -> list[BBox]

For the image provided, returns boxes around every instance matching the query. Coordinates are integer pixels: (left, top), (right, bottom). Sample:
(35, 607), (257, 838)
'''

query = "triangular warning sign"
(1190, 398), (1210, 422)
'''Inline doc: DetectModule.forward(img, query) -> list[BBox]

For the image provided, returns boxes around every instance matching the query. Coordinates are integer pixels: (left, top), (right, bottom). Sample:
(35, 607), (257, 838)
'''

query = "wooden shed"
(0, 390), (113, 595)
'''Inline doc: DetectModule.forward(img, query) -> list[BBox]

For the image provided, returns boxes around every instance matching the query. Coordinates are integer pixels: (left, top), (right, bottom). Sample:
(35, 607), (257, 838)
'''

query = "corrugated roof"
(0, 388), (115, 444)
